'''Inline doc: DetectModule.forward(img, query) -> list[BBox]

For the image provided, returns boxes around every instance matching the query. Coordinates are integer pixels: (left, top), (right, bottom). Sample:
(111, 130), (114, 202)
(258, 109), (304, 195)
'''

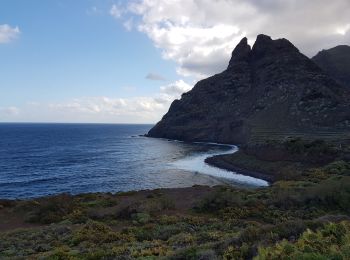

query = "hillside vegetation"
(1, 139), (350, 259)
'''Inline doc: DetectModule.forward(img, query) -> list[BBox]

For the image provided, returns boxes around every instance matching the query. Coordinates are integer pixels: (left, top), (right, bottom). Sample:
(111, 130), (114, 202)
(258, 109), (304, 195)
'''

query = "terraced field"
(249, 126), (350, 144)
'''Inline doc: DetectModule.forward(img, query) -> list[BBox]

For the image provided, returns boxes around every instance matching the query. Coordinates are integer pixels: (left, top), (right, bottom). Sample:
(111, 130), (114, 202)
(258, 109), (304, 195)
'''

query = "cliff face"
(312, 45), (350, 88)
(148, 35), (350, 144)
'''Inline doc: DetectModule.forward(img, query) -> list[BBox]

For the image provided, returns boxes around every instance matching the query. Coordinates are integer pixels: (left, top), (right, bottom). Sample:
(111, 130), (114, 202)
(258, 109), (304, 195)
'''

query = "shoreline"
(1, 138), (349, 259)
(0, 137), (270, 201)
(205, 154), (275, 183)
(146, 136), (271, 185)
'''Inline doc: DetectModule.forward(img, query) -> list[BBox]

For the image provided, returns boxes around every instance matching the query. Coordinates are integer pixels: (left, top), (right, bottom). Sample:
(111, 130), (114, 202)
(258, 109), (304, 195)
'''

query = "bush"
(194, 190), (244, 212)
(117, 197), (176, 219)
(223, 243), (251, 260)
(324, 160), (350, 175)
(129, 240), (171, 258)
(255, 221), (350, 260)
(132, 212), (151, 224)
(306, 176), (350, 212)
(267, 220), (307, 241)
(171, 247), (218, 260)
(23, 194), (77, 224)
(72, 220), (135, 245)
(168, 233), (195, 247)
(284, 138), (338, 163)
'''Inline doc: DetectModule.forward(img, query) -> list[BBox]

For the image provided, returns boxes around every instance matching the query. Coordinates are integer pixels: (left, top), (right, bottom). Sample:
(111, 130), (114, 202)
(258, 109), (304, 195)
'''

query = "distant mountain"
(148, 35), (350, 144)
(312, 45), (350, 88)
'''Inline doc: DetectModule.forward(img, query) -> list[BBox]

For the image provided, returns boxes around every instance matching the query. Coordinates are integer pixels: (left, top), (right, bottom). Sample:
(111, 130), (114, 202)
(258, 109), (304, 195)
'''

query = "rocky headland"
(148, 34), (350, 183)
(148, 35), (350, 145)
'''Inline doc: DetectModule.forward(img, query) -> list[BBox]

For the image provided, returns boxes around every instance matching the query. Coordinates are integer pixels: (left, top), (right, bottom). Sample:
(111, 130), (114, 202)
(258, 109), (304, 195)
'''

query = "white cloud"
(0, 106), (20, 116)
(0, 24), (20, 43)
(160, 80), (192, 95)
(110, 4), (124, 19)
(336, 24), (350, 35)
(1, 81), (193, 123)
(123, 18), (134, 31)
(139, 23), (244, 78)
(115, 0), (350, 78)
(46, 80), (192, 122)
(13, 97), (164, 123)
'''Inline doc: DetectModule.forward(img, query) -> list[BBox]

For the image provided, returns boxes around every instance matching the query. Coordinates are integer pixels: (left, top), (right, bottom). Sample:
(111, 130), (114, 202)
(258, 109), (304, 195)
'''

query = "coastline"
(146, 135), (272, 185)
(1, 138), (350, 259)
(205, 154), (275, 183)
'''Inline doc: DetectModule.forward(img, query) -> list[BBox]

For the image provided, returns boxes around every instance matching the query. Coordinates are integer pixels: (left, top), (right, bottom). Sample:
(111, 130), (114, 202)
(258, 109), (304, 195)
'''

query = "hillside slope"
(148, 35), (350, 144)
(312, 45), (350, 88)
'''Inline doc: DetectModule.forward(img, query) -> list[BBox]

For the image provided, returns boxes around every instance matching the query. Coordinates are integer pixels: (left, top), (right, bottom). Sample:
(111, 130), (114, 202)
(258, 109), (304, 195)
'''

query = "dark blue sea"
(0, 123), (267, 199)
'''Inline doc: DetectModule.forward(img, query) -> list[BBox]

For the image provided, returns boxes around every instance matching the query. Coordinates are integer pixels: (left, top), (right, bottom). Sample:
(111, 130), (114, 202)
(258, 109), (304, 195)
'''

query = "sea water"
(0, 123), (267, 199)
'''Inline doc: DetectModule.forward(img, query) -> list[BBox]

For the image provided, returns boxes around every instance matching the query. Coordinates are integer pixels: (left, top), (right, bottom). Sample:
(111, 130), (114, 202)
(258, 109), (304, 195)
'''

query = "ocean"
(0, 123), (267, 199)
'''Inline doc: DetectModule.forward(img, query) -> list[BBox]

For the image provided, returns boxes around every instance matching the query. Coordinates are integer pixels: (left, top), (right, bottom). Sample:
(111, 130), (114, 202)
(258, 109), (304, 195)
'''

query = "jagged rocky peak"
(228, 37), (251, 68)
(147, 34), (350, 144)
(228, 34), (302, 68)
(253, 34), (273, 49)
(251, 34), (300, 58)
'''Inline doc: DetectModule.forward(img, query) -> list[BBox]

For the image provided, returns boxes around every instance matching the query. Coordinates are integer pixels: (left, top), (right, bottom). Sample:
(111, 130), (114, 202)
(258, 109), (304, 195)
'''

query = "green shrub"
(171, 247), (218, 260)
(132, 212), (151, 224)
(195, 190), (244, 212)
(45, 246), (79, 260)
(117, 197), (176, 219)
(168, 232), (195, 247)
(283, 138), (338, 165)
(324, 160), (350, 175)
(223, 243), (250, 260)
(72, 220), (135, 245)
(23, 194), (77, 224)
(306, 176), (350, 212)
(255, 221), (350, 260)
(129, 240), (171, 258)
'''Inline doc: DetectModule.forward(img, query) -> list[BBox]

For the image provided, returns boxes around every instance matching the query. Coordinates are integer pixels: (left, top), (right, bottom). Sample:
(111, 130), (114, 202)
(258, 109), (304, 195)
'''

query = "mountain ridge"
(148, 34), (350, 144)
(312, 45), (350, 88)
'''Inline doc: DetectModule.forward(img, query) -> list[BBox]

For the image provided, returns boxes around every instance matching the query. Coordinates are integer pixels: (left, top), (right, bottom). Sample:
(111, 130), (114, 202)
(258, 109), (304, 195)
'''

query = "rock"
(147, 34), (350, 144)
(312, 45), (350, 88)
(228, 37), (251, 68)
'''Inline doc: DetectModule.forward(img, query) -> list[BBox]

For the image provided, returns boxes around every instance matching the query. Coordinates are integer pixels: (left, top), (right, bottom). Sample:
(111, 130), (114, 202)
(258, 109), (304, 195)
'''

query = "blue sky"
(0, 0), (191, 123)
(0, 0), (183, 123)
(2, 1), (176, 100)
(0, 0), (349, 123)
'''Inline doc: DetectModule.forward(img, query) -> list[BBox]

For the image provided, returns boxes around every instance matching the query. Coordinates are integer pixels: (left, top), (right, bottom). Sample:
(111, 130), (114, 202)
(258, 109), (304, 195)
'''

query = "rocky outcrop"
(148, 35), (350, 144)
(312, 45), (350, 88)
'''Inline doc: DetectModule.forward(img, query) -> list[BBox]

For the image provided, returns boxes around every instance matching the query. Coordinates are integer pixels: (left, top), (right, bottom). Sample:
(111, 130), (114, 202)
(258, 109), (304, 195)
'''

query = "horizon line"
(0, 122), (155, 125)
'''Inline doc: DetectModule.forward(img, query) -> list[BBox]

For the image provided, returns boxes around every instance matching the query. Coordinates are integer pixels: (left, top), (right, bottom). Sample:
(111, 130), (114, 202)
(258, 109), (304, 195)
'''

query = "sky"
(0, 0), (349, 123)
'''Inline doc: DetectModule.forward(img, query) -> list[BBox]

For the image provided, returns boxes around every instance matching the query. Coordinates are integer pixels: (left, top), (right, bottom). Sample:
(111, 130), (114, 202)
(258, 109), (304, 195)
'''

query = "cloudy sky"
(1, 0), (349, 123)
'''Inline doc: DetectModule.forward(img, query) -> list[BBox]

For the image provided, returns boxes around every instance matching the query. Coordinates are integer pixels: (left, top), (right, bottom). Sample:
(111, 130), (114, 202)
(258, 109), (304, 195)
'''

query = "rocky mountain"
(147, 35), (350, 144)
(312, 45), (350, 88)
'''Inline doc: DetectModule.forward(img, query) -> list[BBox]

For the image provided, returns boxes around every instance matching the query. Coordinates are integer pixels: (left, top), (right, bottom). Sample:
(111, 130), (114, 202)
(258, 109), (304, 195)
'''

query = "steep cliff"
(312, 45), (350, 88)
(148, 35), (350, 144)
